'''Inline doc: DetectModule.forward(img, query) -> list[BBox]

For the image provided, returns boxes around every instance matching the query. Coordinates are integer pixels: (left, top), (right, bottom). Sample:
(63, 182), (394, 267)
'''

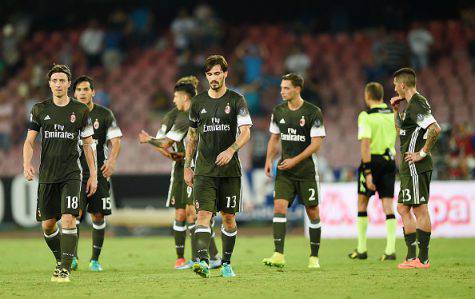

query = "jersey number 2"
(308, 188), (316, 201)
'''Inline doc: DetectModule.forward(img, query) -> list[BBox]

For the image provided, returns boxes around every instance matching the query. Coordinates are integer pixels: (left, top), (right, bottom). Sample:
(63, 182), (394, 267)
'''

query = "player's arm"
(102, 137), (121, 178)
(390, 96), (403, 135)
(357, 112), (376, 190)
(82, 136), (98, 196)
(265, 133), (281, 177)
(23, 130), (38, 181)
(216, 124), (251, 166)
(278, 136), (323, 170)
(184, 126), (198, 186)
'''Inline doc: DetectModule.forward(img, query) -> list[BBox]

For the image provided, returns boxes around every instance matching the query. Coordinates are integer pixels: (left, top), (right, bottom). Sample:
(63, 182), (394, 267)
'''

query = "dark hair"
(282, 73), (304, 89)
(175, 82), (197, 98)
(72, 75), (95, 91)
(47, 64), (72, 81)
(365, 82), (384, 101)
(393, 67), (416, 87)
(177, 75), (199, 89)
(204, 55), (228, 72)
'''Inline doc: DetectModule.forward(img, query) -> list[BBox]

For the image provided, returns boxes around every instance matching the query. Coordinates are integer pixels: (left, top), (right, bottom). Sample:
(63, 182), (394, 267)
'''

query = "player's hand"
(215, 148), (235, 166)
(86, 175), (98, 197)
(184, 167), (194, 187)
(277, 158), (298, 170)
(390, 96), (404, 112)
(365, 174), (376, 191)
(264, 160), (273, 178)
(101, 159), (116, 178)
(170, 152), (185, 161)
(404, 151), (424, 163)
(23, 164), (35, 181)
(138, 130), (152, 144)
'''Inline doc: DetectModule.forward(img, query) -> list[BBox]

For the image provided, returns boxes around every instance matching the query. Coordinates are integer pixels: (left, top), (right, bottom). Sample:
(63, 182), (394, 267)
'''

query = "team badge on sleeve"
(225, 103), (231, 114)
(299, 116), (305, 127)
(70, 113), (76, 123)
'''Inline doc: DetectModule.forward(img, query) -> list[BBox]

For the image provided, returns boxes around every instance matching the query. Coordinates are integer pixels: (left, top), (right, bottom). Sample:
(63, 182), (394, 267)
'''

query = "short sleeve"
(189, 101), (199, 128)
(166, 113), (188, 142)
(411, 98), (436, 129)
(28, 104), (41, 131)
(236, 96), (253, 127)
(310, 108), (326, 137)
(106, 111), (123, 140)
(357, 111), (371, 140)
(80, 109), (94, 138)
(269, 112), (280, 134)
(156, 110), (174, 138)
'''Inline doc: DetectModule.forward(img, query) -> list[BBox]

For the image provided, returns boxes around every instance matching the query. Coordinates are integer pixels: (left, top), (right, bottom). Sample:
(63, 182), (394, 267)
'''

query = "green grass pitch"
(0, 235), (474, 298)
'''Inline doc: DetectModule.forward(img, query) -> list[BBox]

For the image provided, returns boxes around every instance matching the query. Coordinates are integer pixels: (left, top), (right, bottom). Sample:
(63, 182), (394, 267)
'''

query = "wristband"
(419, 149), (427, 158)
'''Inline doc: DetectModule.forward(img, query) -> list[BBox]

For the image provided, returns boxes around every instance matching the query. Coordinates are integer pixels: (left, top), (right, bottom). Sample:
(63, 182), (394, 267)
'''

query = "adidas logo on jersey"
(279, 119), (285, 124)
(201, 108), (207, 114)
(44, 115), (51, 120)
(420, 197), (426, 202)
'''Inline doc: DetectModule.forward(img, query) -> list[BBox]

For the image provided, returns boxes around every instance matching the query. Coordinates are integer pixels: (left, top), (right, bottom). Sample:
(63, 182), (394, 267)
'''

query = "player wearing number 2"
(262, 73), (326, 269)
(74, 75), (122, 272)
(23, 65), (98, 282)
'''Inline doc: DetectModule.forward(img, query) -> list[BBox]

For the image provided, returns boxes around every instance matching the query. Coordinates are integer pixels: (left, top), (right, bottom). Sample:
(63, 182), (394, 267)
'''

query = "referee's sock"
(385, 214), (396, 255)
(357, 212), (368, 253)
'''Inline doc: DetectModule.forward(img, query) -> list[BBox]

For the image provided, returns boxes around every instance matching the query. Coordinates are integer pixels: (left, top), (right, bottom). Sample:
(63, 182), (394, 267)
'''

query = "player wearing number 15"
(74, 75), (123, 272)
(22, 65), (98, 282)
(262, 73), (326, 269)
(391, 68), (441, 269)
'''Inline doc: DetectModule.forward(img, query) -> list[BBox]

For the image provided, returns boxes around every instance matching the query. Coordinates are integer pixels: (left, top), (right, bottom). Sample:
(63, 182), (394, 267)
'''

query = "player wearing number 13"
(391, 68), (441, 269)
(22, 65), (98, 282)
(262, 73), (326, 269)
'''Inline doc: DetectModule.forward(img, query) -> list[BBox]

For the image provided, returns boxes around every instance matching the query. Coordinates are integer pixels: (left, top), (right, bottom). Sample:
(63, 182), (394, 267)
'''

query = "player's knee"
(42, 219), (57, 233)
(382, 198), (394, 215)
(196, 210), (212, 226)
(91, 213), (105, 222)
(273, 200), (288, 215)
(221, 213), (236, 230)
(175, 209), (186, 221)
(61, 214), (76, 228)
(305, 205), (319, 220)
(397, 204), (409, 216)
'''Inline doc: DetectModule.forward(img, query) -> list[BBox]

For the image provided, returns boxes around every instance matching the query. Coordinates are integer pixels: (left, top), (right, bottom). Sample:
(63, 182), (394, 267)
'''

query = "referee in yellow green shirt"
(349, 82), (397, 261)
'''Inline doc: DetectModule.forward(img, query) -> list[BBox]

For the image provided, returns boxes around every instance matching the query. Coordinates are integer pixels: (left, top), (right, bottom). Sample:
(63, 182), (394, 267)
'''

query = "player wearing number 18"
(22, 65), (98, 282)
(391, 68), (441, 269)
(262, 73), (326, 269)
(73, 75), (123, 272)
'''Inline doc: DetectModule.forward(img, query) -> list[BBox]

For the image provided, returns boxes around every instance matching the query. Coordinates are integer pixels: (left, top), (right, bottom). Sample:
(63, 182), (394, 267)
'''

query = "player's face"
(74, 81), (95, 105)
(205, 65), (227, 91)
(173, 91), (188, 111)
(280, 80), (299, 101)
(393, 77), (404, 98)
(49, 72), (71, 98)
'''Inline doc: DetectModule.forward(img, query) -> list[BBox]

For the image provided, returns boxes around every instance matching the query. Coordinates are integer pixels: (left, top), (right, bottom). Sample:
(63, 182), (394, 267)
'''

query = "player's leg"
(38, 183), (62, 264)
(263, 173), (294, 267)
(217, 177), (241, 277)
(192, 175), (216, 277)
(57, 180), (81, 281)
(185, 203), (197, 263)
(173, 208), (187, 265)
(381, 197), (396, 260)
(299, 180), (321, 268)
(89, 212), (106, 271)
(42, 218), (61, 263)
(412, 204), (431, 267)
(72, 180), (88, 270)
(397, 175), (418, 268)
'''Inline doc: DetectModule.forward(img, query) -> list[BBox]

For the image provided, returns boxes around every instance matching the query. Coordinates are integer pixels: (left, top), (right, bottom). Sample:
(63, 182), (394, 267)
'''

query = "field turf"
(0, 235), (473, 298)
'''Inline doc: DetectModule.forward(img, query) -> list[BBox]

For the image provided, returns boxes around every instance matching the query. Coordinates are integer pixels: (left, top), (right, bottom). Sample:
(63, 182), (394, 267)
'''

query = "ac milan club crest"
(224, 103), (231, 114)
(70, 113), (76, 123)
(299, 116), (305, 126)
(94, 119), (99, 129)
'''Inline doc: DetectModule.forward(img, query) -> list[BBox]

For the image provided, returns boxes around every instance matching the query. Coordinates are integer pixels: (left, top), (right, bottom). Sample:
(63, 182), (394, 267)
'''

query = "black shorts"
(357, 155), (396, 199)
(80, 176), (112, 216)
(36, 180), (81, 221)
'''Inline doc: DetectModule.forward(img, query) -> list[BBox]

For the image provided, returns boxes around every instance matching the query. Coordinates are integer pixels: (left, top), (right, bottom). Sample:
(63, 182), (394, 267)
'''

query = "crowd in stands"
(1, 4), (475, 181)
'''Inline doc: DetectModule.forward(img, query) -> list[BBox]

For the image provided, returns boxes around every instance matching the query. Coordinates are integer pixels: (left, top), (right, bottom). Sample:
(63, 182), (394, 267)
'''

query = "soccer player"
(72, 75), (122, 271)
(349, 82), (397, 261)
(23, 65), (97, 282)
(139, 77), (221, 270)
(262, 73), (326, 269)
(391, 68), (441, 269)
(184, 55), (252, 278)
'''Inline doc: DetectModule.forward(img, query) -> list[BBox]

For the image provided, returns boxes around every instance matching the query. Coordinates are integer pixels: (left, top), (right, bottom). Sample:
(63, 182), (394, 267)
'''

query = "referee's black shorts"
(357, 155), (396, 198)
